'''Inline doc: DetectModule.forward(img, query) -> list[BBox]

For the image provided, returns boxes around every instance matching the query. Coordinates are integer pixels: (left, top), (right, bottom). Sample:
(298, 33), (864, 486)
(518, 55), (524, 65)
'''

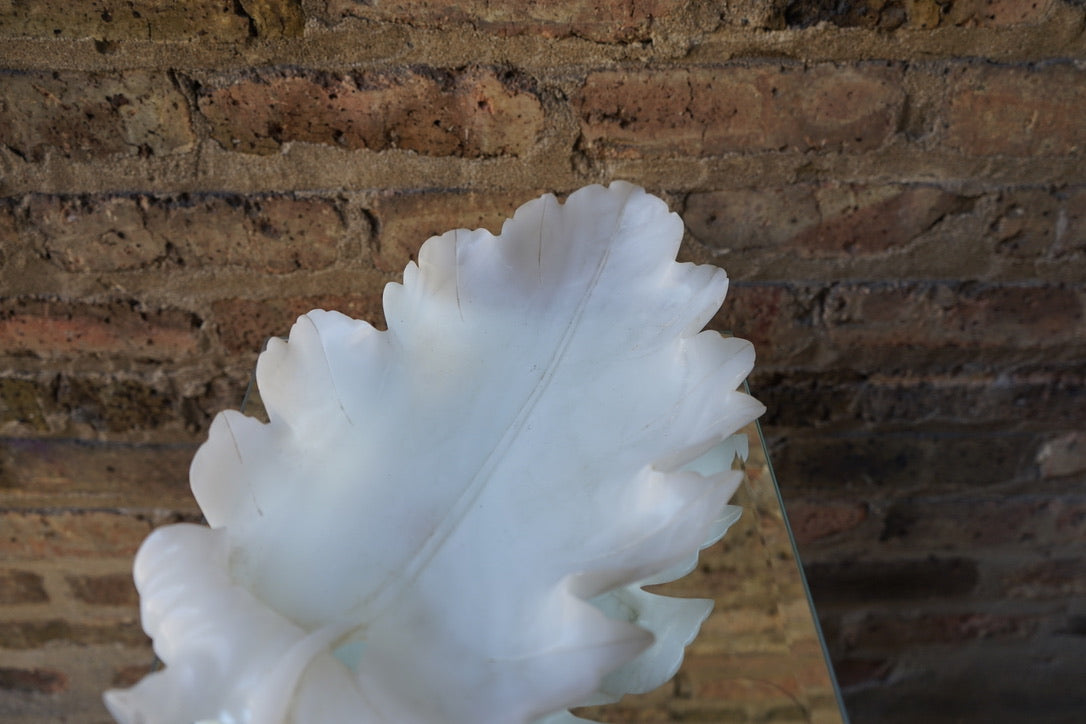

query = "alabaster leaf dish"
(104, 181), (764, 724)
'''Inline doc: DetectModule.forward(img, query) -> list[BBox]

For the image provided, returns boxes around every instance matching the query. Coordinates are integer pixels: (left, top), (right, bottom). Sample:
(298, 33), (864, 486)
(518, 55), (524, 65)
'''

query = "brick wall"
(1, 1), (1084, 721)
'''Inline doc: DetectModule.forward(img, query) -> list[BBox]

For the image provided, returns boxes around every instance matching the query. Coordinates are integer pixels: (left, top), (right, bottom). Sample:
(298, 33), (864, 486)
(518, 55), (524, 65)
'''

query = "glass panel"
(580, 400), (848, 721)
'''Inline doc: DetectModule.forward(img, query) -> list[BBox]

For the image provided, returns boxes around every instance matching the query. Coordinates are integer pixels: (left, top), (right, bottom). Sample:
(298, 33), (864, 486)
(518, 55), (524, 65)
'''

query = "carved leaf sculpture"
(104, 182), (764, 723)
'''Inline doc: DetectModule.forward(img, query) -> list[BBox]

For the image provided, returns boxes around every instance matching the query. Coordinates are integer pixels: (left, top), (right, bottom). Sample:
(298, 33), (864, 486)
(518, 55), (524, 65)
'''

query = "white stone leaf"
(104, 182), (764, 724)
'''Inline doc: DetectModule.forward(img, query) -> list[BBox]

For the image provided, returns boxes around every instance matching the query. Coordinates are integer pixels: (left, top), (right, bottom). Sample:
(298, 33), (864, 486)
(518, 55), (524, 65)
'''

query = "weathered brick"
(1037, 432), (1086, 478)
(0, 71), (195, 161)
(940, 0), (1056, 27)
(771, 432), (1041, 496)
(791, 186), (966, 256)
(0, 299), (201, 360)
(783, 0), (911, 29)
(1001, 559), (1086, 598)
(0, 199), (17, 257)
(0, 619), (147, 649)
(212, 294), (384, 354)
(238, 0), (304, 38)
(0, 666), (68, 694)
(820, 282), (1084, 368)
(0, 511), (151, 559)
(844, 643), (1086, 722)
(0, 377), (49, 432)
(711, 283), (820, 367)
(947, 63), (1086, 156)
(0, 370), (237, 438)
(1058, 187), (1086, 256)
(684, 186), (822, 256)
(197, 67), (544, 157)
(0, 569), (47, 604)
(0, 0), (251, 41)
(66, 572), (138, 606)
(371, 190), (541, 272)
(112, 664), (149, 688)
(0, 437), (194, 508)
(878, 496), (1086, 550)
(145, 194), (345, 272)
(990, 188), (1061, 259)
(29, 195), (166, 271)
(805, 558), (979, 606)
(754, 367), (1086, 432)
(783, 0), (1054, 29)
(30, 193), (346, 273)
(832, 658), (893, 689)
(577, 63), (904, 158)
(719, 0), (788, 28)
(786, 500), (869, 544)
(840, 611), (1040, 653)
(328, 0), (686, 42)
(686, 184), (965, 259)
(54, 374), (179, 434)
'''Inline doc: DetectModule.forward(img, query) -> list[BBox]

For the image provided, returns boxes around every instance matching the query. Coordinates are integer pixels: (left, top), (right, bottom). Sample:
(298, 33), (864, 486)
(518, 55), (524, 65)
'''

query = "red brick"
(197, 67), (544, 157)
(0, 666), (68, 694)
(0, 511), (151, 560)
(0, 299), (201, 360)
(212, 294), (384, 354)
(0, 71), (195, 161)
(0, 569), (47, 604)
(0, 1), (251, 41)
(328, 0), (686, 42)
(786, 500), (869, 544)
(66, 572), (139, 606)
(947, 64), (1086, 156)
(577, 63), (904, 158)
(370, 190), (542, 272)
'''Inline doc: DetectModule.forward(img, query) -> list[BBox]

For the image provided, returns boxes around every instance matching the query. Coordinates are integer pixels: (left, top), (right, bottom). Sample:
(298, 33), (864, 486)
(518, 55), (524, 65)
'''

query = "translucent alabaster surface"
(104, 182), (764, 724)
